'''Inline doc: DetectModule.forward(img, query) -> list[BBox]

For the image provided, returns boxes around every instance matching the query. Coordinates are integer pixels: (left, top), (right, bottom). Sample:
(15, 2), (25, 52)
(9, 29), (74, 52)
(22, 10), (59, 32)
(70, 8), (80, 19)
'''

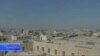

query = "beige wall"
(33, 41), (78, 56)
(22, 42), (33, 51)
(0, 52), (5, 56)
(32, 41), (100, 56)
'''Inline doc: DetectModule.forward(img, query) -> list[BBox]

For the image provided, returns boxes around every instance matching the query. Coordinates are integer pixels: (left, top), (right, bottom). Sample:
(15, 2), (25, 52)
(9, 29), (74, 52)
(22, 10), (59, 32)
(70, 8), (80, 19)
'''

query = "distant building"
(0, 35), (17, 42)
(21, 35), (100, 56)
(22, 40), (33, 51)
(0, 36), (8, 42)
(6, 35), (17, 41)
(0, 32), (3, 36)
(40, 34), (48, 42)
(23, 29), (30, 36)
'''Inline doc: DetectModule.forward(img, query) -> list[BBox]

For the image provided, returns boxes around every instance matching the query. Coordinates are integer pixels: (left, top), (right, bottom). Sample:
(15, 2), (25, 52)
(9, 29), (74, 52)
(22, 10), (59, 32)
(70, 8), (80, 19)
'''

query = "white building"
(0, 32), (3, 36)
(40, 34), (48, 42)
(5, 35), (17, 41)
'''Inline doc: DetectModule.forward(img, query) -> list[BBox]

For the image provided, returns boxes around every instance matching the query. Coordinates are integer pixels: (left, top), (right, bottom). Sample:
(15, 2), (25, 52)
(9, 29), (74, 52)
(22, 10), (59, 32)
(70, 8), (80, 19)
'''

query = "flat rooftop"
(51, 36), (100, 50)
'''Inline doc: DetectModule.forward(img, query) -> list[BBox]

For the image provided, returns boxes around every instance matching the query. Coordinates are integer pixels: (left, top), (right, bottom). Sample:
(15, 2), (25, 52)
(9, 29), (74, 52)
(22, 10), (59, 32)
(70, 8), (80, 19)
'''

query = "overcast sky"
(0, 0), (100, 29)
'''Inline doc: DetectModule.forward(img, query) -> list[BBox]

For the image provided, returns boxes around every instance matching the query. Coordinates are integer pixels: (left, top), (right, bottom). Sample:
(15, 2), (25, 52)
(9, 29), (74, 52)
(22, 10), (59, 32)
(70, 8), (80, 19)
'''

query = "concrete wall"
(32, 41), (100, 56)
(22, 42), (33, 51)
(21, 40), (100, 56)
(33, 41), (78, 56)
(0, 52), (5, 56)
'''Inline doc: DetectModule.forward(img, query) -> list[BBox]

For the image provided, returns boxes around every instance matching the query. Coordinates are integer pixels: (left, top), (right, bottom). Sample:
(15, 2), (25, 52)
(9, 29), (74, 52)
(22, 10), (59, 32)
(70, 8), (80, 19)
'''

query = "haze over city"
(0, 0), (100, 29)
(1, 0), (100, 56)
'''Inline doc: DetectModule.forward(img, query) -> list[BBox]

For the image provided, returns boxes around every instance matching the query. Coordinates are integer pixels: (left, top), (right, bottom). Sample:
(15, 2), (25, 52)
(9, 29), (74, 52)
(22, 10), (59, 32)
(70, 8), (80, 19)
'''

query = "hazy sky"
(0, 0), (100, 29)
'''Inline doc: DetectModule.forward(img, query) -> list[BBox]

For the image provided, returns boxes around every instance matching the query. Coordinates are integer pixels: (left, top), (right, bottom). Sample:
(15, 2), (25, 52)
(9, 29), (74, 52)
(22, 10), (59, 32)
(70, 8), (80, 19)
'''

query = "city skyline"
(0, 0), (100, 29)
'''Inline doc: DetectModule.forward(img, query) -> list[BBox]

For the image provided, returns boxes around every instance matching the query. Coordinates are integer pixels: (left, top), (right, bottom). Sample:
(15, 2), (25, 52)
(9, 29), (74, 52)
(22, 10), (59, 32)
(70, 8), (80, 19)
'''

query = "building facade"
(22, 40), (100, 56)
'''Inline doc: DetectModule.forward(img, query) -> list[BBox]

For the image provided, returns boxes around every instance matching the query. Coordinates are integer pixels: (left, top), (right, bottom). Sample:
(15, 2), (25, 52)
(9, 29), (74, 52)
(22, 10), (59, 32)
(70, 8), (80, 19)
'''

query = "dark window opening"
(82, 55), (85, 56)
(48, 48), (50, 53)
(5, 51), (8, 54)
(37, 46), (39, 51)
(62, 51), (65, 56)
(55, 49), (57, 55)
(86, 42), (95, 45)
(0, 39), (1, 41)
(71, 53), (75, 56)
(42, 47), (44, 52)
(3, 38), (6, 41)
(23, 47), (25, 51)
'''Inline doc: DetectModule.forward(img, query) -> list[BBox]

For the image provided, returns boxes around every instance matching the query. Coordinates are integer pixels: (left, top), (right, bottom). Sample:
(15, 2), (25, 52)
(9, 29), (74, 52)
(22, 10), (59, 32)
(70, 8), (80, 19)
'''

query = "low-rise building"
(30, 36), (100, 56)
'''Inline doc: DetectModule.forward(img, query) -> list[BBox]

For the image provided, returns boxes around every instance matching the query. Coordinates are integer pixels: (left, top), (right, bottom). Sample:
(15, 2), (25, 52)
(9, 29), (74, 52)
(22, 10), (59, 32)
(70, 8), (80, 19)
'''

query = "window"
(0, 39), (1, 41)
(55, 49), (57, 55)
(37, 46), (39, 51)
(41, 47), (44, 52)
(3, 38), (6, 41)
(23, 47), (25, 51)
(5, 51), (8, 54)
(86, 42), (95, 45)
(62, 51), (65, 56)
(82, 55), (85, 56)
(71, 53), (75, 56)
(48, 48), (50, 53)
